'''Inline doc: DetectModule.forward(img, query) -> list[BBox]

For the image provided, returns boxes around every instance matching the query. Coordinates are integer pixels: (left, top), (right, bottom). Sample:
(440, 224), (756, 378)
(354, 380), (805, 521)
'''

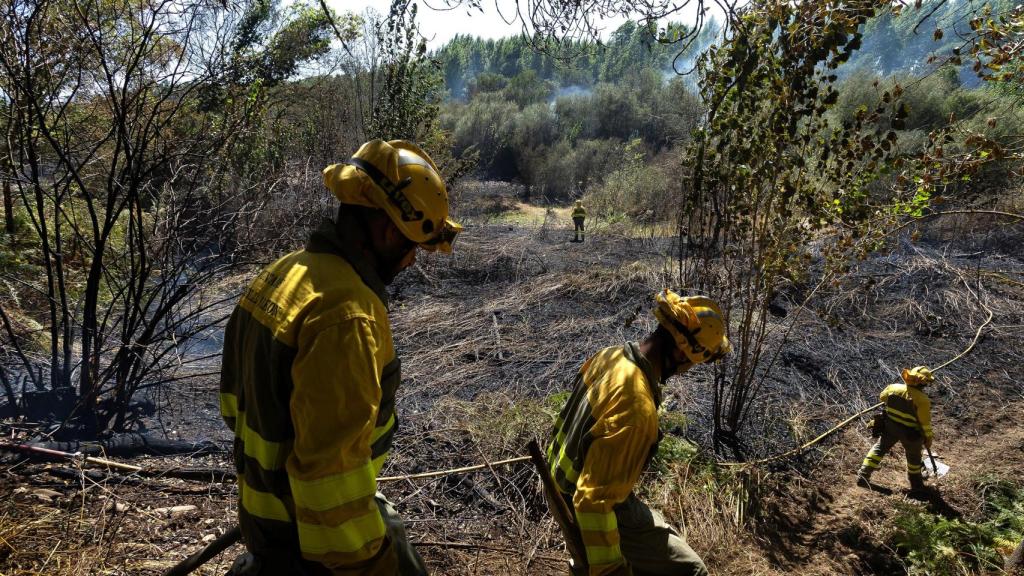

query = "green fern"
(890, 479), (1024, 575)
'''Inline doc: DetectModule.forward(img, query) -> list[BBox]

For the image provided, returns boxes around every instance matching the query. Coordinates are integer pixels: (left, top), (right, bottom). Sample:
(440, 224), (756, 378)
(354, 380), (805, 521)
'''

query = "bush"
(889, 478), (1024, 575)
(592, 83), (640, 140)
(447, 94), (519, 177)
(585, 139), (677, 223)
(554, 93), (598, 143)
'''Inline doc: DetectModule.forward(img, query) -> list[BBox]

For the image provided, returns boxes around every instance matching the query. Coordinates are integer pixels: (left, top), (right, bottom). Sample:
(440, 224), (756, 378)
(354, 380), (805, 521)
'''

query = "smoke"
(554, 85), (592, 99)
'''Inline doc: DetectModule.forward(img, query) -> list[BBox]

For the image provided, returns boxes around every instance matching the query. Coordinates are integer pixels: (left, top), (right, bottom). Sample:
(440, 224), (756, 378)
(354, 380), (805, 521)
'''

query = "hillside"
(2, 0), (1024, 574)
(1, 184), (1021, 575)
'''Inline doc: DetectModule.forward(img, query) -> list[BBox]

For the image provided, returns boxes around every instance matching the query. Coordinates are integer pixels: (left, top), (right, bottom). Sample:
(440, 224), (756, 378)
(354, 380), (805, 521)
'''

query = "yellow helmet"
(323, 139), (462, 253)
(652, 290), (732, 364)
(901, 366), (934, 387)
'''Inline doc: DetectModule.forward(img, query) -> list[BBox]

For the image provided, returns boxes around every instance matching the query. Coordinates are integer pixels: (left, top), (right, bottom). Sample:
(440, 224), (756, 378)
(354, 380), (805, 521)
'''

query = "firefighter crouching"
(219, 140), (460, 575)
(547, 289), (731, 576)
(858, 365), (935, 495)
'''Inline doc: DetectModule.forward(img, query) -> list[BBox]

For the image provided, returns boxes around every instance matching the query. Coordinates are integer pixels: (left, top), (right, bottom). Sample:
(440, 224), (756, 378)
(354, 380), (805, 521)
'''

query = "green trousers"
(569, 494), (708, 576)
(860, 417), (924, 478)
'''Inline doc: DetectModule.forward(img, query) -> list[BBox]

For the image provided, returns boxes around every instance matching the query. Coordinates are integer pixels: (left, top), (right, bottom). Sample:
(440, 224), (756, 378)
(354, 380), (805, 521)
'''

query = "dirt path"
(768, 392), (1024, 575)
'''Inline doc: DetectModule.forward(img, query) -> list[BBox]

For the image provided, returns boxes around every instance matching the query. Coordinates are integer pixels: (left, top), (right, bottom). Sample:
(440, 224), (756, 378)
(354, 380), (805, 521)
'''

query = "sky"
(328, 0), (738, 49)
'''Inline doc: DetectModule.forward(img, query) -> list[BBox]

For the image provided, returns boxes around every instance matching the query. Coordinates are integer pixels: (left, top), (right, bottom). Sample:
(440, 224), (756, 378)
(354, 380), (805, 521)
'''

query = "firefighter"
(547, 290), (731, 576)
(572, 200), (587, 242)
(219, 140), (460, 575)
(857, 365), (935, 495)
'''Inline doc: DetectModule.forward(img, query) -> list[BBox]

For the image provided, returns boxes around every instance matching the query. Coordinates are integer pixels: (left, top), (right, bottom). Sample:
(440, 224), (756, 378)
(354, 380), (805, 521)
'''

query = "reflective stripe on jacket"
(220, 212), (400, 572)
(546, 342), (662, 576)
(572, 206), (587, 218)
(881, 383), (932, 440)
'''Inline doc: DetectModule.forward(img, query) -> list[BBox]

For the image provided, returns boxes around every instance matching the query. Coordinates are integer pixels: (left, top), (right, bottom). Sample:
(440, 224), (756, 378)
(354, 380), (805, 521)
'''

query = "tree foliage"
(672, 0), (1023, 453)
(0, 0), (333, 435)
(679, 0), (909, 452)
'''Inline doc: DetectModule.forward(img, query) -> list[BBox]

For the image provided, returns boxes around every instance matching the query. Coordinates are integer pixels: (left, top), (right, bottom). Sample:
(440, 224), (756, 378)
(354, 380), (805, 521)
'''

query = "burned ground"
(1, 186), (1022, 575)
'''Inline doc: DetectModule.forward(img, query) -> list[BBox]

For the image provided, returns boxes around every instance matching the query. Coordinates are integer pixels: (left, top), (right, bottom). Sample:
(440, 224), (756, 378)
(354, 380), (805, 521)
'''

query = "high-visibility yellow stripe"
(297, 509), (387, 555)
(220, 392), (239, 419)
(862, 458), (880, 469)
(240, 477), (291, 522)
(295, 494), (377, 527)
(555, 443), (580, 484)
(555, 426), (567, 445)
(547, 436), (565, 470)
(576, 511), (617, 532)
(884, 405), (916, 420)
(580, 528), (620, 550)
(370, 452), (388, 477)
(907, 463), (923, 473)
(885, 407), (919, 428)
(584, 543), (623, 566)
(291, 461), (377, 512)
(371, 413), (395, 443)
(236, 411), (290, 471)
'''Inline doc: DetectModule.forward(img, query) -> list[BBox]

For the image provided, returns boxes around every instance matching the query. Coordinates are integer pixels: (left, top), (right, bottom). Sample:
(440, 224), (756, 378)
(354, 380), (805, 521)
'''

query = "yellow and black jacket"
(547, 342), (662, 576)
(881, 383), (932, 441)
(572, 204), (587, 219)
(220, 211), (400, 573)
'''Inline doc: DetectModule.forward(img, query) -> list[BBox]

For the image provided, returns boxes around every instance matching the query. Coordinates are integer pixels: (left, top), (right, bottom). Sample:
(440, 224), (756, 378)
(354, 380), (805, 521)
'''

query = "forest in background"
(1, 0), (1023, 573)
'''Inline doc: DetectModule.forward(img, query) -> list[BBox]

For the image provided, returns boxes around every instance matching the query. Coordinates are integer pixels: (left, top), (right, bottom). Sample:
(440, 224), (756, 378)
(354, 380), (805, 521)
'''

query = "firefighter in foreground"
(572, 200), (587, 242)
(219, 139), (460, 575)
(547, 290), (731, 576)
(857, 365), (935, 495)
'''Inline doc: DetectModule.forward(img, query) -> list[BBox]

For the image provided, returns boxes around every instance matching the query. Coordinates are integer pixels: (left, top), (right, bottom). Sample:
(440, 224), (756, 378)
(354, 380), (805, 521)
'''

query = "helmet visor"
(419, 217), (462, 253)
(705, 337), (732, 363)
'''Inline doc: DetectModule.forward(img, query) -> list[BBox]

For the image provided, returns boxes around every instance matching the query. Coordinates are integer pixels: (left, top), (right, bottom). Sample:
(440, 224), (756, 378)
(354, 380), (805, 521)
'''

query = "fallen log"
(0, 441), (234, 482)
(32, 433), (224, 457)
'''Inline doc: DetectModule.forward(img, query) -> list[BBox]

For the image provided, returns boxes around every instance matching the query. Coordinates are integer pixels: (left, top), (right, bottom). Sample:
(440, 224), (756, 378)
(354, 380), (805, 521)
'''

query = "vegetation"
(0, 0), (451, 435)
(890, 479), (1024, 575)
(0, 0), (1022, 573)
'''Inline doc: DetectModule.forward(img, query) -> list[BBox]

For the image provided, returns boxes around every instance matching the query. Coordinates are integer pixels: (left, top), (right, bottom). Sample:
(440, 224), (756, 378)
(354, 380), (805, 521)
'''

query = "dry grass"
(1, 197), (1022, 575)
(0, 464), (242, 575)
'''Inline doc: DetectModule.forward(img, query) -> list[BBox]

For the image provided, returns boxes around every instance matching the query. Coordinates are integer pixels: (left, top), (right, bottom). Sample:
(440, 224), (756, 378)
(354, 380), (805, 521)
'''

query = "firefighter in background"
(572, 200), (587, 242)
(220, 140), (460, 575)
(547, 290), (731, 576)
(858, 365), (935, 495)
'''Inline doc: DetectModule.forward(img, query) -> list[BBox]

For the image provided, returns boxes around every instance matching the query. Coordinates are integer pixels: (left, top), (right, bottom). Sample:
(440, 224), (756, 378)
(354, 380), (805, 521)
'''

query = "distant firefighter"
(572, 200), (587, 243)
(858, 365), (935, 496)
(548, 289), (731, 576)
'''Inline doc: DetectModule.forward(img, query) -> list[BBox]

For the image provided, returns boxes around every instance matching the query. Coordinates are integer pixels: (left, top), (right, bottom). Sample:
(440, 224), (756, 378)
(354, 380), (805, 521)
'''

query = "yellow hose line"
(378, 456), (531, 483)
(719, 402), (883, 467)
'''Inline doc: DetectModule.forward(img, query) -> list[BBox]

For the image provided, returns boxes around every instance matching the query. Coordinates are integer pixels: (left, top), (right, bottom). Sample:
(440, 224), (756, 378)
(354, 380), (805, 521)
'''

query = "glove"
(924, 436), (933, 449)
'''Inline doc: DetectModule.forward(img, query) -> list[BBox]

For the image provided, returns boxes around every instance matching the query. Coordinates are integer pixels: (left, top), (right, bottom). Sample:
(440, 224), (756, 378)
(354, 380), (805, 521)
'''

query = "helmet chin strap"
(660, 341), (694, 381)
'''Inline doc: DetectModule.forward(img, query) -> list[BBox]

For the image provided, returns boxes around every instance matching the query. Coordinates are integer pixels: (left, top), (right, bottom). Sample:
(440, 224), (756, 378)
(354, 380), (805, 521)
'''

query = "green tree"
(678, 0), (907, 453)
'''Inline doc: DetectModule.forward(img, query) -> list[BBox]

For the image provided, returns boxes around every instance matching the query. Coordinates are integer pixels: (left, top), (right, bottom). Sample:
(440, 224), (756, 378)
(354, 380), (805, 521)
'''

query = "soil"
(1, 194), (1022, 575)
